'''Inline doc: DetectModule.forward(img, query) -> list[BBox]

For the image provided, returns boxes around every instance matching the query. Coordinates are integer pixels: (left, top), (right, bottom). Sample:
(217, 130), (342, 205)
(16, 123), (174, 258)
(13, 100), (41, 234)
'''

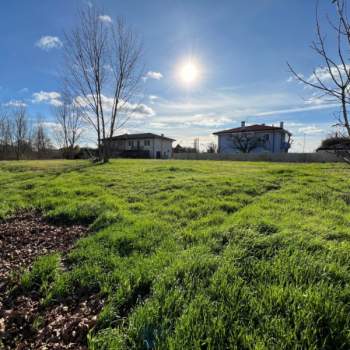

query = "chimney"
(161, 133), (164, 137)
(280, 121), (284, 129)
(241, 121), (246, 127)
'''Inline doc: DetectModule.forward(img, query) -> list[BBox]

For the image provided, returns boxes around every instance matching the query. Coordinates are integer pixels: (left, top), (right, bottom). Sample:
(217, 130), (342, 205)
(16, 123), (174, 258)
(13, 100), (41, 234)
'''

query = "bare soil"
(0, 212), (104, 350)
(0, 211), (87, 282)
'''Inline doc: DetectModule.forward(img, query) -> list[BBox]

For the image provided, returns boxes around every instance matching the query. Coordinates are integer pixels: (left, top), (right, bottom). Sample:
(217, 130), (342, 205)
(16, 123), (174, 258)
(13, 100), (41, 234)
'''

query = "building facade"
(214, 122), (292, 154)
(103, 133), (175, 159)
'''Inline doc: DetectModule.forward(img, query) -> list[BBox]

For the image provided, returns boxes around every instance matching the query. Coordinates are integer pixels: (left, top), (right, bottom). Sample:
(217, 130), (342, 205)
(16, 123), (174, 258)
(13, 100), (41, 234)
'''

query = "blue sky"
(0, 0), (343, 151)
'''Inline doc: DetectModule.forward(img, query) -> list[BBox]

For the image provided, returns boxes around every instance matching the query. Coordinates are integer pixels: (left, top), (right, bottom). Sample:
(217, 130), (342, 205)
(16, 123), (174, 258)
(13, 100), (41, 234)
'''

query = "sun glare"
(178, 60), (201, 86)
(180, 62), (198, 83)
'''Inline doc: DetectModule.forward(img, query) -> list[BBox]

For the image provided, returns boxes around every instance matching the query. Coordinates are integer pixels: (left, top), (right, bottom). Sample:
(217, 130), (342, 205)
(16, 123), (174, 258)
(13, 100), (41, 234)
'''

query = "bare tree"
(231, 133), (266, 153)
(0, 109), (13, 158)
(63, 6), (144, 162)
(13, 106), (29, 160)
(288, 0), (350, 137)
(33, 119), (52, 158)
(206, 142), (217, 153)
(54, 92), (83, 157)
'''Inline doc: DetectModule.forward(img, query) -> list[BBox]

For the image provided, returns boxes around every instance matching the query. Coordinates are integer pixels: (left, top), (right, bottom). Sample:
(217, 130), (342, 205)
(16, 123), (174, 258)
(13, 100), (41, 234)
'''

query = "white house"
(213, 122), (292, 154)
(103, 133), (175, 159)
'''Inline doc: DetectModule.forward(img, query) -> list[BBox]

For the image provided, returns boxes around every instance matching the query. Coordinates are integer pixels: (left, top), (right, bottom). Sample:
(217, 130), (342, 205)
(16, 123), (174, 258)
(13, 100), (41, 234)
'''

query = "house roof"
(104, 133), (175, 142)
(213, 124), (292, 136)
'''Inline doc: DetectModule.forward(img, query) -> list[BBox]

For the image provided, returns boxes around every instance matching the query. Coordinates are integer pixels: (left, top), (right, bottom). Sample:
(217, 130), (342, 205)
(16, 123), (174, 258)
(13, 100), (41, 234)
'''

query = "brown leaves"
(0, 212), (103, 349)
(0, 211), (87, 281)
(1, 292), (104, 349)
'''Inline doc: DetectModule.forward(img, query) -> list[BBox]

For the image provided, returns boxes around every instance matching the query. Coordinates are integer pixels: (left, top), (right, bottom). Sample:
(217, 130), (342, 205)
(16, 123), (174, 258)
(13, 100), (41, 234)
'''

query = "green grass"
(1, 159), (350, 349)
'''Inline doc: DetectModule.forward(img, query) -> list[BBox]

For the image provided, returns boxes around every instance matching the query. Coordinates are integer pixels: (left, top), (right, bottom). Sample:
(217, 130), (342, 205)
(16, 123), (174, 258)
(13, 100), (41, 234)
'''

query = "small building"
(213, 121), (292, 154)
(103, 133), (175, 159)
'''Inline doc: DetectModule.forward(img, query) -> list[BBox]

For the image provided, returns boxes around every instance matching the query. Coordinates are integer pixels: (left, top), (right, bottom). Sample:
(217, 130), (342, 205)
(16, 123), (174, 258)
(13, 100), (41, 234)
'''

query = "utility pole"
(194, 138), (199, 153)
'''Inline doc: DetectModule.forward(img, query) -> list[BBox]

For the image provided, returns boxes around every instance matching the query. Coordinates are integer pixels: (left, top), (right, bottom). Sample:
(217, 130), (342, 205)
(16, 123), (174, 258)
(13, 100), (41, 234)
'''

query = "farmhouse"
(214, 121), (292, 154)
(103, 133), (175, 159)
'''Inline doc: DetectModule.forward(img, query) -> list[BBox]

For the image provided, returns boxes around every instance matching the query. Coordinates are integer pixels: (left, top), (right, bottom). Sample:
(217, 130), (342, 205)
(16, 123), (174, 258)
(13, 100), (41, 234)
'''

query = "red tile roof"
(213, 124), (291, 135)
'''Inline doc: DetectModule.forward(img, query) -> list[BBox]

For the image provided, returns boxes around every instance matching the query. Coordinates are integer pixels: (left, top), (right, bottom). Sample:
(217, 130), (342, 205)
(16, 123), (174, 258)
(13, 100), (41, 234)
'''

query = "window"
(128, 140), (132, 147)
(144, 140), (150, 146)
(264, 134), (270, 141)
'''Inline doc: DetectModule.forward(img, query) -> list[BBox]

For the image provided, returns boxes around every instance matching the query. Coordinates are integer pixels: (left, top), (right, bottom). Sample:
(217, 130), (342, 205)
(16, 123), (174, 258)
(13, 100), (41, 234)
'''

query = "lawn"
(1, 159), (350, 349)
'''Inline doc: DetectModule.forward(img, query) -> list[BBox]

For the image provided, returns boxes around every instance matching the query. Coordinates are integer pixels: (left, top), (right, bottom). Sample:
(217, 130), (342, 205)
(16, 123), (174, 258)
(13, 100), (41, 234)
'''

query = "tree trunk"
(103, 141), (110, 163)
(341, 90), (350, 137)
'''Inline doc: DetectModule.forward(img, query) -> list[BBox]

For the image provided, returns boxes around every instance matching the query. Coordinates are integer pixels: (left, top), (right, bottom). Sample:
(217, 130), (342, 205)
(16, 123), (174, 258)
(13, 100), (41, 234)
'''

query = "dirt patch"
(1, 291), (104, 349)
(0, 211), (88, 282)
(0, 211), (103, 349)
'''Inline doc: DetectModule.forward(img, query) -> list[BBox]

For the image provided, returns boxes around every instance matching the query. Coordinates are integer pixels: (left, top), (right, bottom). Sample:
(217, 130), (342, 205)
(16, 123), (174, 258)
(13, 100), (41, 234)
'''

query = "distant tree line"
(0, 106), (55, 160)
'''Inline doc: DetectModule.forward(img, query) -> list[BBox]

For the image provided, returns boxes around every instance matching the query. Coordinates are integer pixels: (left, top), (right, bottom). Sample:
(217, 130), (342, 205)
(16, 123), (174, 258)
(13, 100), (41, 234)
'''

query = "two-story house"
(103, 133), (175, 159)
(213, 122), (292, 154)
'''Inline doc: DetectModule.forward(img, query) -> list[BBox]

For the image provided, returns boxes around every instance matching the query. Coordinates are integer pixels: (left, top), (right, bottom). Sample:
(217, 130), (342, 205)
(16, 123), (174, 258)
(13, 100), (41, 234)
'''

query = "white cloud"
(290, 136), (319, 152)
(149, 95), (159, 104)
(74, 94), (154, 118)
(41, 121), (62, 132)
(35, 36), (63, 50)
(179, 114), (231, 127)
(143, 71), (163, 81)
(32, 91), (62, 106)
(3, 100), (27, 108)
(298, 126), (324, 135)
(278, 122), (329, 152)
(149, 122), (168, 129)
(289, 65), (350, 89)
(99, 15), (112, 23)
(308, 64), (350, 84)
(255, 103), (338, 117)
(279, 122), (329, 136)
(122, 101), (155, 118)
(151, 90), (338, 124)
(304, 93), (329, 106)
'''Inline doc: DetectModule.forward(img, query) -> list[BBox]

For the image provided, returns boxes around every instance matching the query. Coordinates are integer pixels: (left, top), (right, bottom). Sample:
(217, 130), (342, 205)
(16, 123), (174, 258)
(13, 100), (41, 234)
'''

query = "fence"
(173, 152), (342, 163)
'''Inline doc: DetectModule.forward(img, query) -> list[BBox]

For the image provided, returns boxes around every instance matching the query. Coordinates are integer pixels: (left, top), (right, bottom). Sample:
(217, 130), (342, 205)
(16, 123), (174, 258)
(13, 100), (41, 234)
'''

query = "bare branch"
(63, 7), (144, 162)
(287, 0), (350, 137)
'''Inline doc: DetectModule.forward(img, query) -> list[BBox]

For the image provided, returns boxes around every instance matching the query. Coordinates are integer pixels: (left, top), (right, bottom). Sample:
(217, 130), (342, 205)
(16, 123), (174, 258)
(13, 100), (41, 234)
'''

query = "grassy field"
(1, 159), (350, 349)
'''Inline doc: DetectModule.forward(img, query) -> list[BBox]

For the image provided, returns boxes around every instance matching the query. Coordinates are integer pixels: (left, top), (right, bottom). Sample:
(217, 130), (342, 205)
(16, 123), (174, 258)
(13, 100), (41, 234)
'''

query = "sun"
(180, 62), (199, 84)
(177, 60), (201, 86)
